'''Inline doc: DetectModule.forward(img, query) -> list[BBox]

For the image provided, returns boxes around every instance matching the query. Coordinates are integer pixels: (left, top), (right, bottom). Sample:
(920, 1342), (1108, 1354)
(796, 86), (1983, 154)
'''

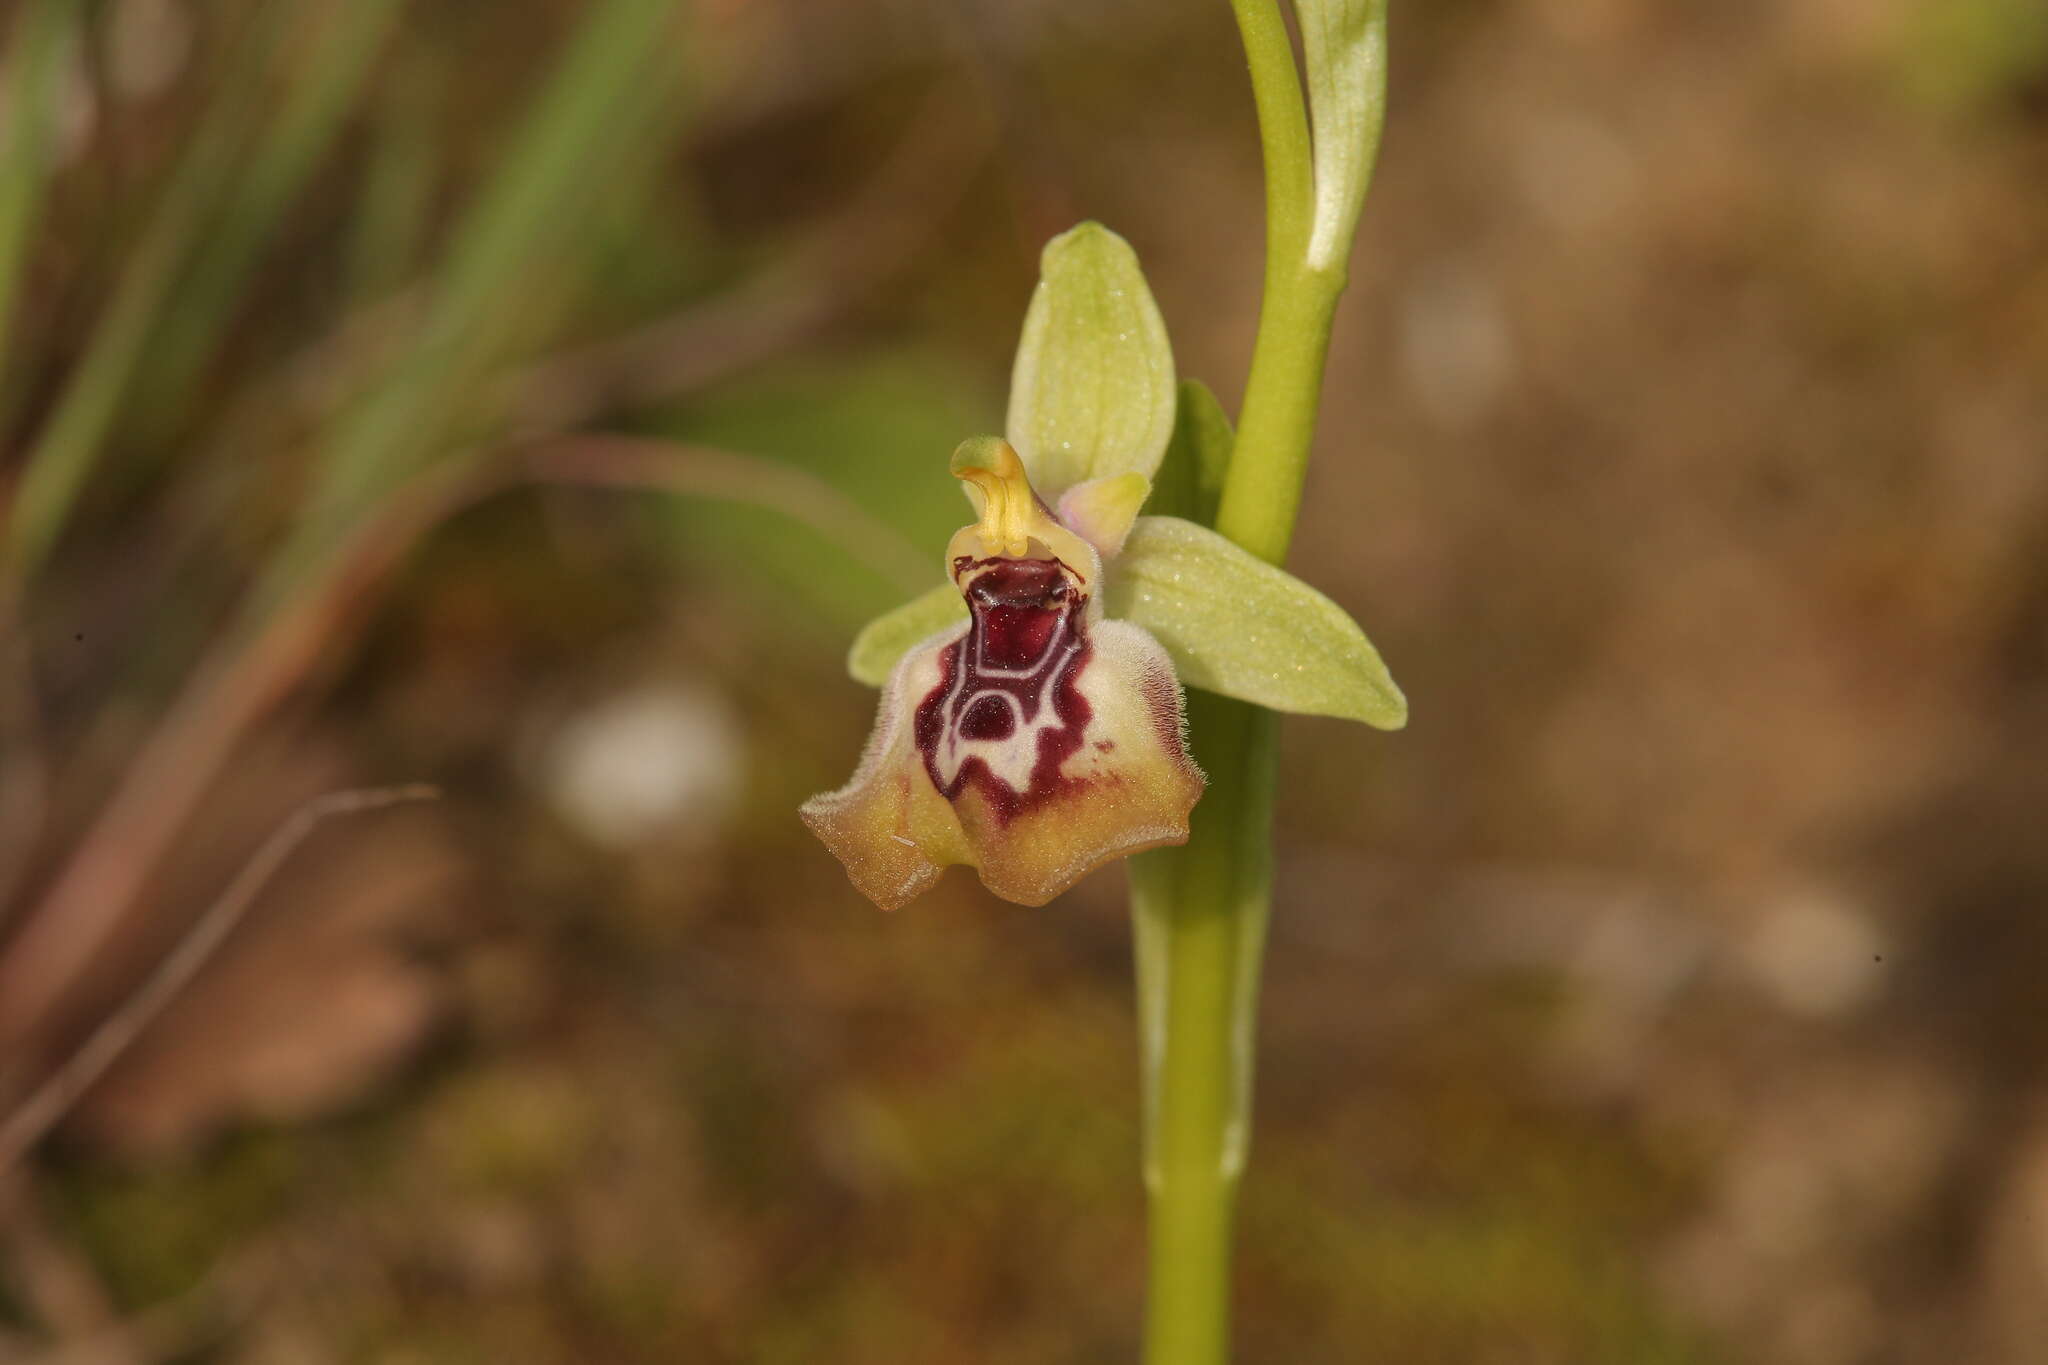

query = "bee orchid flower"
(802, 435), (1200, 909)
(804, 224), (1407, 910)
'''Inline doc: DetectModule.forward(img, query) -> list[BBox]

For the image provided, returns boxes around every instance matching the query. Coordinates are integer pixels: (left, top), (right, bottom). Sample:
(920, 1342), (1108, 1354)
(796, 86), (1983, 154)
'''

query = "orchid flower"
(803, 223), (1405, 910)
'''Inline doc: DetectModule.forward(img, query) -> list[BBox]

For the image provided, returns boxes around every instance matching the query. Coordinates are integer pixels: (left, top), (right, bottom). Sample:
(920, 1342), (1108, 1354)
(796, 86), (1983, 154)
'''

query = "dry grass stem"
(0, 785), (438, 1176)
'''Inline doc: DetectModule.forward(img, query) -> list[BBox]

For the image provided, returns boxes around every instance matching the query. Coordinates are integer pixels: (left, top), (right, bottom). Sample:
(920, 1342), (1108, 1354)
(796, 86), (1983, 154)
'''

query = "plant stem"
(1129, 694), (1278, 1365)
(1131, 2), (1386, 1360)
(1220, 0), (1350, 568)
(1219, 278), (1341, 563)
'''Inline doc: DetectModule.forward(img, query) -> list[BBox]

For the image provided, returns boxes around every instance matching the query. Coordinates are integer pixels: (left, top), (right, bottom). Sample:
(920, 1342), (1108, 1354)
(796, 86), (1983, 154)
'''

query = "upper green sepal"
(1006, 222), (1176, 500)
(847, 582), (966, 687)
(1104, 515), (1406, 728)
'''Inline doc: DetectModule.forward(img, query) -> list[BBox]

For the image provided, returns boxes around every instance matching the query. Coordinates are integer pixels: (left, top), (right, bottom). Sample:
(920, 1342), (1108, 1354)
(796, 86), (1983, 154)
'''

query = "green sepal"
(1149, 378), (1233, 528)
(1106, 515), (1406, 728)
(1006, 222), (1176, 499)
(847, 582), (965, 687)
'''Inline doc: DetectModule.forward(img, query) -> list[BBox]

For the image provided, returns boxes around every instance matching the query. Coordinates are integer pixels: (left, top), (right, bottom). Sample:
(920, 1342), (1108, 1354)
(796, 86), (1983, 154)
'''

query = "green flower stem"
(1129, 694), (1279, 1365)
(1222, 0), (1349, 568)
(1218, 279), (1342, 562)
(1131, 3), (1386, 1360)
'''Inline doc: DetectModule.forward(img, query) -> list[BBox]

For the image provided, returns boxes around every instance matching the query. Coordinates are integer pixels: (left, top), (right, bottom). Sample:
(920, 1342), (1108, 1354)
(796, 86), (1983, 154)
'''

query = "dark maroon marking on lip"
(915, 557), (1095, 826)
(952, 555), (1085, 592)
(959, 694), (1016, 740)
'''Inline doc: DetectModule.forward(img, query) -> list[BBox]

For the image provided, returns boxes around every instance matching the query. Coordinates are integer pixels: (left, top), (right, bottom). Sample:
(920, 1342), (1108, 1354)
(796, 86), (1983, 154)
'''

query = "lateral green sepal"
(1150, 378), (1233, 527)
(847, 582), (966, 687)
(1105, 515), (1406, 728)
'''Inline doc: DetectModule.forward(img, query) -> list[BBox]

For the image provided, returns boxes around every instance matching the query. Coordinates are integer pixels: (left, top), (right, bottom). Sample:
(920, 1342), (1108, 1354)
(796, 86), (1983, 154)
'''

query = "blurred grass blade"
(297, 0), (684, 560)
(129, 0), (409, 426)
(2, 6), (291, 584)
(0, 0), (84, 418)
(347, 58), (441, 301)
(524, 435), (931, 597)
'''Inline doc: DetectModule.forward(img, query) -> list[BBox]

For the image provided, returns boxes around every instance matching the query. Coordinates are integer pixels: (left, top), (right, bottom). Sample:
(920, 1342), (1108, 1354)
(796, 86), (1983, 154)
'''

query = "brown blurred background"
(1, 0), (2046, 1361)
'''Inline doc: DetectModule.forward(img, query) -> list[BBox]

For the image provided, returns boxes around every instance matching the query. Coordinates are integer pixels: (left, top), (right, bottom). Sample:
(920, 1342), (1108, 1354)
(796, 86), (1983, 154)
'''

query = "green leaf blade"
(1005, 222), (1176, 499)
(1295, 0), (1389, 273)
(847, 583), (966, 686)
(1107, 515), (1405, 728)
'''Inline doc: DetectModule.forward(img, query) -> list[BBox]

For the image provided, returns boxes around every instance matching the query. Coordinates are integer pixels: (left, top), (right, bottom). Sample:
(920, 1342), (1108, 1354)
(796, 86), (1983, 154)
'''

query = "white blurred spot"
(1737, 886), (1887, 1017)
(1396, 263), (1515, 431)
(110, 0), (194, 102)
(54, 59), (96, 165)
(1515, 112), (1638, 233)
(540, 685), (744, 850)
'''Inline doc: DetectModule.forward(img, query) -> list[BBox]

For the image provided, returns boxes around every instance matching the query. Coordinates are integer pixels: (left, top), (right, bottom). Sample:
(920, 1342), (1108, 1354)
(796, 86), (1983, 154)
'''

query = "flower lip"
(955, 554), (1081, 605)
(954, 555), (1084, 674)
(917, 555), (1094, 827)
